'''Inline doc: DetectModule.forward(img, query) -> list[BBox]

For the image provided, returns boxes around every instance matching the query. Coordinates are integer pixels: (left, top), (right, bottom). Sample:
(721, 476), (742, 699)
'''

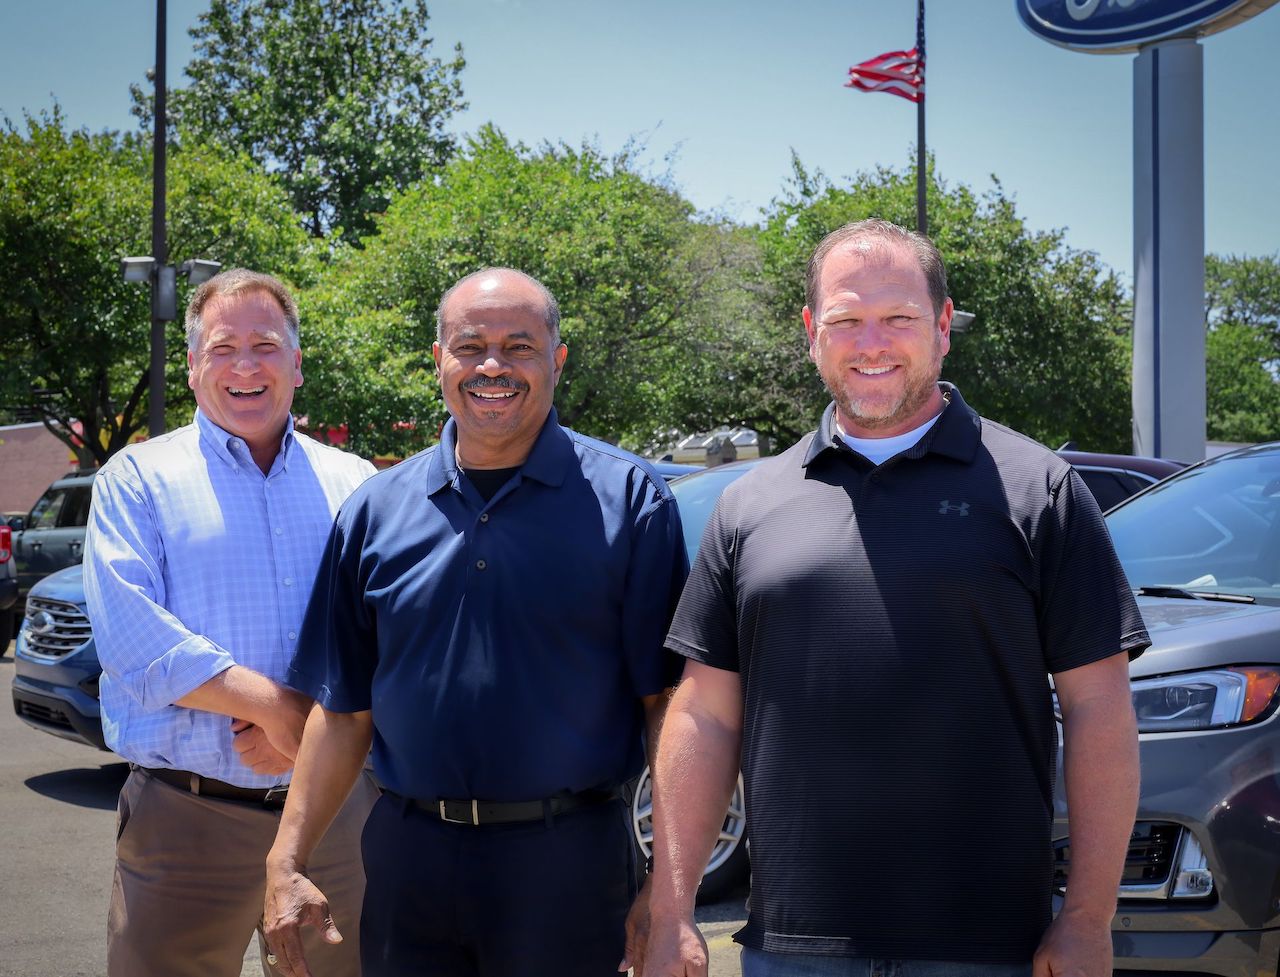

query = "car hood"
(29, 562), (86, 605)
(1129, 594), (1280, 679)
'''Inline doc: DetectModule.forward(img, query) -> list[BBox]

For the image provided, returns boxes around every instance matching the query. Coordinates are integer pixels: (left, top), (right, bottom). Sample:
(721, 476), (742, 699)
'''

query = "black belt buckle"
(263, 785), (289, 810)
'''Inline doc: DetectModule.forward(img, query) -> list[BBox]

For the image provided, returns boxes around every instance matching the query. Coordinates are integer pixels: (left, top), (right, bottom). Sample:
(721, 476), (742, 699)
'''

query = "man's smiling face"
(433, 271), (567, 469)
(803, 239), (953, 439)
(187, 288), (302, 454)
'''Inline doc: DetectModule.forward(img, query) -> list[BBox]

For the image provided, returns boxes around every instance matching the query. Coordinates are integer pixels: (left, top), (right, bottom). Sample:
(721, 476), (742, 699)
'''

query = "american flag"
(845, 48), (924, 103)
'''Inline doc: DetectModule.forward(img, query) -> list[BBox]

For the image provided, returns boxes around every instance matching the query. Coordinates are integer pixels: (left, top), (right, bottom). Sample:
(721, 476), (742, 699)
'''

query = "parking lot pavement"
(0, 649), (747, 977)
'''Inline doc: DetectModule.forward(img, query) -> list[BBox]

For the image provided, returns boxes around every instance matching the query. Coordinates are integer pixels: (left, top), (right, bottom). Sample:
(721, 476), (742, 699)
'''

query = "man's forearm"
(1059, 684), (1139, 921)
(648, 680), (742, 917)
(176, 664), (309, 725)
(268, 706), (374, 873)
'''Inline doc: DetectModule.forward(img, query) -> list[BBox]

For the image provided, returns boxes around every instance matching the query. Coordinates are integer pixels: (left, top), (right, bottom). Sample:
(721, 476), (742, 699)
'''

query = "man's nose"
(852, 320), (892, 354)
(475, 351), (510, 375)
(231, 352), (259, 373)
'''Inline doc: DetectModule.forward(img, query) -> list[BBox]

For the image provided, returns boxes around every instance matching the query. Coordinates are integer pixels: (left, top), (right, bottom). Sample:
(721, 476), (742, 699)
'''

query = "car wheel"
(630, 764), (749, 904)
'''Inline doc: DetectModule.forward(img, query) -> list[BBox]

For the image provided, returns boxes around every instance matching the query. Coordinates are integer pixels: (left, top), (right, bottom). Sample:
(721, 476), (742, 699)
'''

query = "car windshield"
(1106, 445), (1280, 606)
(669, 464), (755, 563)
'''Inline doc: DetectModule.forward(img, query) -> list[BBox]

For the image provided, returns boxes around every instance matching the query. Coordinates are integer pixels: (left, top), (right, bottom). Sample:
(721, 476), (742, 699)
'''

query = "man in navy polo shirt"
(262, 268), (688, 977)
(643, 220), (1145, 977)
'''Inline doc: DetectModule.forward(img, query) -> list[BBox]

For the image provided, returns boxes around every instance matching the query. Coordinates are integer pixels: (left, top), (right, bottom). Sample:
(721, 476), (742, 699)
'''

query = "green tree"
(1204, 253), (1280, 443)
(296, 126), (718, 456)
(735, 155), (1133, 451)
(0, 111), (314, 466)
(134, 0), (465, 242)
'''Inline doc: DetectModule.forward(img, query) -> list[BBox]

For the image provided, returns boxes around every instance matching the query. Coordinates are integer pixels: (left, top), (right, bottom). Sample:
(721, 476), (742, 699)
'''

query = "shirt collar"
(425, 408), (574, 496)
(195, 407), (297, 473)
(801, 382), (981, 468)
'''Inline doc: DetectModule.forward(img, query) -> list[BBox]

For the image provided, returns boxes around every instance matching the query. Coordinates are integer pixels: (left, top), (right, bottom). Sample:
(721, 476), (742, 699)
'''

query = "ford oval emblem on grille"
(29, 610), (57, 635)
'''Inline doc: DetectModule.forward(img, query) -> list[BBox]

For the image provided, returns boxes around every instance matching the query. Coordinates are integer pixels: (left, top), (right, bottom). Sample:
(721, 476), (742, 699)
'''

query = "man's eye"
(510, 344), (533, 352)
(212, 345), (234, 354)
(255, 343), (278, 352)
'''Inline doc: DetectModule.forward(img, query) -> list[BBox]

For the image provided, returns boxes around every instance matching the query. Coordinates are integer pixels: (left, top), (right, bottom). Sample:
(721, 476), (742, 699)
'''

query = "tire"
(629, 765), (749, 904)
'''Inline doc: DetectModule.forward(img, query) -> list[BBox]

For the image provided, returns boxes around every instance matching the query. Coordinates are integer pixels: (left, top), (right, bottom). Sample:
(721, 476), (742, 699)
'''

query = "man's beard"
(822, 335), (943, 432)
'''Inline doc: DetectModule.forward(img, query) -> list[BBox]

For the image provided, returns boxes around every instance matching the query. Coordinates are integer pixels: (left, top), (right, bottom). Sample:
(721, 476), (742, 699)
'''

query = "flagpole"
(916, 0), (926, 237)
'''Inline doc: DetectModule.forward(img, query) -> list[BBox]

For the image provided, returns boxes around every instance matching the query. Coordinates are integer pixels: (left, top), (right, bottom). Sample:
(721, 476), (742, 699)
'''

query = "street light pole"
(149, 0), (168, 437)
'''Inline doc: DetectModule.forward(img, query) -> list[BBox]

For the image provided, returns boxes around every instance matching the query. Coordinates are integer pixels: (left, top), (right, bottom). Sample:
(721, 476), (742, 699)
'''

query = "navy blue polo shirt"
(666, 384), (1149, 963)
(289, 410), (688, 801)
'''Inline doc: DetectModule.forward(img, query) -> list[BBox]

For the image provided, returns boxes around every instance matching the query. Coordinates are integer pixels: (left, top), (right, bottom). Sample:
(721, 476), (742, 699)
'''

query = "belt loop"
(189, 772), (201, 796)
(543, 797), (555, 829)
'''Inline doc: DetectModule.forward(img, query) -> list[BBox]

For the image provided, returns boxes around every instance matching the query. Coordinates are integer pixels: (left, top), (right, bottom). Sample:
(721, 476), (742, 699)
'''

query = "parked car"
(1057, 448), (1187, 511)
(12, 563), (105, 749)
(1053, 441), (1280, 977)
(0, 520), (18, 649)
(8, 469), (96, 643)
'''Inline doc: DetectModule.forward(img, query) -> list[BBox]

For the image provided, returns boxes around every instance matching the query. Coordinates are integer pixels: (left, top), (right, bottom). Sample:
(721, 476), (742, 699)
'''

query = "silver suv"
(1054, 442), (1280, 977)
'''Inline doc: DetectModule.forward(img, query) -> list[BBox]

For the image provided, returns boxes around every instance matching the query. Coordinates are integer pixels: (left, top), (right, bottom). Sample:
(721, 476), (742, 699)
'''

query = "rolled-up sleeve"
(83, 468), (236, 711)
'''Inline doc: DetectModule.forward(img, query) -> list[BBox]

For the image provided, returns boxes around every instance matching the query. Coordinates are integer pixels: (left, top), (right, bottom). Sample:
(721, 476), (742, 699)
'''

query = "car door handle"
(29, 540), (42, 550)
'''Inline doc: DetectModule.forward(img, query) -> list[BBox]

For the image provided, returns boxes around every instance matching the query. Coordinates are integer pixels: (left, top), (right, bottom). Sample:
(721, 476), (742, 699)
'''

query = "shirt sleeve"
(622, 495), (690, 696)
(83, 468), (237, 712)
(1038, 467), (1151, 674)
(664, 492), (742, 672)
(287, 503), (377, 711)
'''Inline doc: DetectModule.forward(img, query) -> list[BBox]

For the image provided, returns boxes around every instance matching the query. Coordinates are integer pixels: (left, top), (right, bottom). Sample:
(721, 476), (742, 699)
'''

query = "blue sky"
(3, 0), (1276, 283)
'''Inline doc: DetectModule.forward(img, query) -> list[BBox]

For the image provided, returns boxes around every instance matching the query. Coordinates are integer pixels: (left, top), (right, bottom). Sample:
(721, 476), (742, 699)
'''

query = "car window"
(670, 466), (754, 563)
(1107, 453), (1280, 604)
(29, 489), (67, 530)
(58, 486), (92, 529)
(1075, 469), (1132, 512)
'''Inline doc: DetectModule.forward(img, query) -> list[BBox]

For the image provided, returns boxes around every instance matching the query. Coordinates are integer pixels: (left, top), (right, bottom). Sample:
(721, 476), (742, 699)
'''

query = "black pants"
(360, 792), (637, 977)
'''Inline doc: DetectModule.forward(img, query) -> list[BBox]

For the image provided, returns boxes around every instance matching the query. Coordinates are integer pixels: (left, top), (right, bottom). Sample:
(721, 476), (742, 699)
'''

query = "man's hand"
(229, 719), (293, 776)
(619, 875), (652, 973)
(641, 912), (709, 977)
(256, 686), (314, 761)
(1032, 910), (1113, 977)
(263, 860), (343, 977)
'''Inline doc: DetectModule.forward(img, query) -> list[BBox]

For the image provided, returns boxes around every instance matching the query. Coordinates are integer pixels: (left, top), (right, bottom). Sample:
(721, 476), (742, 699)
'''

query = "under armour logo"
(938, 500), (970, 516)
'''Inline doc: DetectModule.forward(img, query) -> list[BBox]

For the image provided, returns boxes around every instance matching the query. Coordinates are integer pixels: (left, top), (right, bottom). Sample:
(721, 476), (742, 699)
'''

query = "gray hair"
(185, 268), (301, 351)
(435, 267), (562, 345)
(805, 218), (949, 317)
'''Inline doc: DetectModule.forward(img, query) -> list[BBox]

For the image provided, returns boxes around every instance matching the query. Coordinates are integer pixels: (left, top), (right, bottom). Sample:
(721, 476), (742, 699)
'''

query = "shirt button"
(479, 513), (489, 523)
(275, 527), (283, 536)
(283, 577), (294, 586)
(288, 631), (297, 640)
(475, 559), (487, 571)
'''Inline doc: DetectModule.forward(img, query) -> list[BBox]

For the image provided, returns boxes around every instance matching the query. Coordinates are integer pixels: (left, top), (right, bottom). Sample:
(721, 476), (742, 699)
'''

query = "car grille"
(23, 596), (92, 659)
(15, 697), (76, 731)
(1056, 821), (1183, 899)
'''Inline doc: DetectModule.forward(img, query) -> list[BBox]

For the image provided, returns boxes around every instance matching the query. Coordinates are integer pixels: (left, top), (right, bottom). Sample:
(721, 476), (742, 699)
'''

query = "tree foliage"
(1204, 253), (1280, 443)
(296, 126), (721, 456)
(726, 155), (1134, 451)
(134, 0), (466, 242)
(0, 111), (314, 465)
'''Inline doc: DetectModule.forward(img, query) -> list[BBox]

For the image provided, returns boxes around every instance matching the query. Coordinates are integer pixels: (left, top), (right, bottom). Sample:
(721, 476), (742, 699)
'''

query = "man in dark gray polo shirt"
(641, 219), (1146, 977)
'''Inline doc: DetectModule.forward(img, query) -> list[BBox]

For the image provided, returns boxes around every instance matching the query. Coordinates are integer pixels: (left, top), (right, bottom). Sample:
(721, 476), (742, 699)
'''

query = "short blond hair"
(185, 268), (300, 351)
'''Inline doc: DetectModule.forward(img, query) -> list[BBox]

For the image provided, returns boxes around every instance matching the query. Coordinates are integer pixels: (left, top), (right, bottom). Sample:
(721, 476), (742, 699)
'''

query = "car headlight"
(1130, 668), (1280, 732)
(1054, 667), (1280, 733)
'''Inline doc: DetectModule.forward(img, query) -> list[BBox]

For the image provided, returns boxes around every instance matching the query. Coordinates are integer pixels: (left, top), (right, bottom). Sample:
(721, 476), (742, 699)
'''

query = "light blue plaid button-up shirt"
(83, 409), (375, 787)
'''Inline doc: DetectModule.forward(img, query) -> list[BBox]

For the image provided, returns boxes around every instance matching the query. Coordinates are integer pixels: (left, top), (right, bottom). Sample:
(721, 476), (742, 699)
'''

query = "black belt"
(386, 787), (618, 826)
(139, 765), (289, 810)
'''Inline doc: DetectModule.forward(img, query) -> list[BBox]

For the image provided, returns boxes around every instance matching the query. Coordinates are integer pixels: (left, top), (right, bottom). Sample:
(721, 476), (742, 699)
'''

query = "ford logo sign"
(1017, 0), (1279, 53)
(29, 609), (57, 635)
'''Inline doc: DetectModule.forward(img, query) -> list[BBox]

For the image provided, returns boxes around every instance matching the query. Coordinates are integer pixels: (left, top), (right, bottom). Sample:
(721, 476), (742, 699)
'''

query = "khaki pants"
(107, 767), (379, 977)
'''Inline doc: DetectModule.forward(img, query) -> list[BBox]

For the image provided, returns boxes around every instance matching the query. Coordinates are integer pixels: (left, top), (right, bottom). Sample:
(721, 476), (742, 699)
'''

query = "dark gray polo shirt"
(666, 384), (1148, 962)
